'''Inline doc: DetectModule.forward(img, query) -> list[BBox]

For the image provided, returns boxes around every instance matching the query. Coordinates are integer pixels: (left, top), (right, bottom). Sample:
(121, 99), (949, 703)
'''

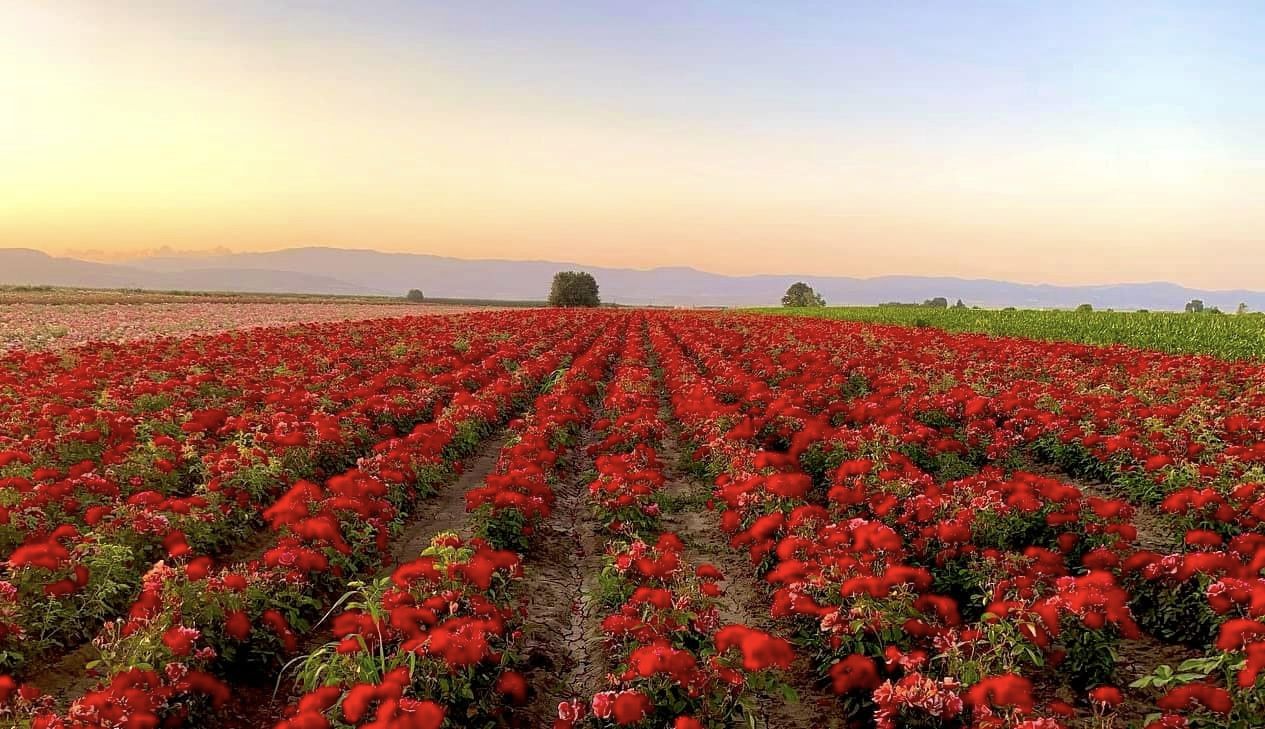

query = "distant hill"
(3, 247), (1264, 311)
(0, 249), (379, 296)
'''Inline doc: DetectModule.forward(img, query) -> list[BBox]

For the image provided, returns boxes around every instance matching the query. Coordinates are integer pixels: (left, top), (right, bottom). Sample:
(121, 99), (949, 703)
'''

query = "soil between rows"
(388, 431), (512, 564)
(29, 431), (515, 728)
(516, 430), (611, 727)
(1023, 462), (1200, 727)
(656, 438), (843, 729)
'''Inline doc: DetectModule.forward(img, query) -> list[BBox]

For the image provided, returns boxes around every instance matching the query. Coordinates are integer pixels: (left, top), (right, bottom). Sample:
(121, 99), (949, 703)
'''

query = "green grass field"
(757, 305), (1265, 360)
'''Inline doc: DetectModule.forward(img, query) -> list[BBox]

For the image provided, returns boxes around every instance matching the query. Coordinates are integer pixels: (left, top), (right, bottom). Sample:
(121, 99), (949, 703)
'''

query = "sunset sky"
(2, 1), (1261, 288)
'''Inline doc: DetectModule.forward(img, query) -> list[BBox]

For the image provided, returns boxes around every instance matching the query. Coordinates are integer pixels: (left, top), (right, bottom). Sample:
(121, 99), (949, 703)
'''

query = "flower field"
(3, 309), (1265, 729)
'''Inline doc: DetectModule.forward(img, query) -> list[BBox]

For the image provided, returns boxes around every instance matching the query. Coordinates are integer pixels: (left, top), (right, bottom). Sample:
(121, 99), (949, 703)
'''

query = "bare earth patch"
(389, 431), (511, 563)
(0, 301), (489, 352)
(517, 432), (611, 727)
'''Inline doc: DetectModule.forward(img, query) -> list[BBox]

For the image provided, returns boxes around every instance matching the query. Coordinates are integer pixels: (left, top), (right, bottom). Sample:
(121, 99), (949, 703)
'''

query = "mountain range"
(2, 247), (1263, 311)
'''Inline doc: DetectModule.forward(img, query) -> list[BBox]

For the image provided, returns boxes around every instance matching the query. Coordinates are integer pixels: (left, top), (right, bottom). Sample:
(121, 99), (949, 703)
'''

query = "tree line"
(400, 277), (1254, 313)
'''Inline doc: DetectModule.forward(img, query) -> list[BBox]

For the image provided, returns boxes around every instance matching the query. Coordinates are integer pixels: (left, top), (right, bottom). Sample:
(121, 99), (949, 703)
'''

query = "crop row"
(767, 306), (1265, 360)
(270, 313), (629, 728)
(653, 312), (1265, 728)
(554, 321), (795, 728)
(0, 311), (611, 727)
(1, 314), (521, 676)
(4, 308), (1265, 728)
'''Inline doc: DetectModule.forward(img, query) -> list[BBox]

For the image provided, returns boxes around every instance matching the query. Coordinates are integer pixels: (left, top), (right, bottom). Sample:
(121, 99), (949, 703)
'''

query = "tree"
(405, 289), (425, 302)
(923, 297), (949, 309)
(1185, 299), (1205, 313)
(548, 271), (601, 307)
(1237, 302), (1249, 315)
(781, 282), (826, 307)
(952, 299), (967, 309)
(1076, 303), (1093, 313)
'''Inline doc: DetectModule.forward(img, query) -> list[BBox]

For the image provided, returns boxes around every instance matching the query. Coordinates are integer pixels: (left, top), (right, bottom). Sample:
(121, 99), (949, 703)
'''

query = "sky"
(1, 1), (1262, 288)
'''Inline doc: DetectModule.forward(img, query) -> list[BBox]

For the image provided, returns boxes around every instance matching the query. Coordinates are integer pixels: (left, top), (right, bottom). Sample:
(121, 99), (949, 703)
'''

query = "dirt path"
(1077, 479), (1178, 553)
(657, 440), (844, 729)
(1027, 463), (1178, 553)
(1111, 635), (1201, 727)
(220, 520), (280, 565)
(28, 643), (98, 704)
(389, 432), (509, 563)
(516, 433), (610, 727)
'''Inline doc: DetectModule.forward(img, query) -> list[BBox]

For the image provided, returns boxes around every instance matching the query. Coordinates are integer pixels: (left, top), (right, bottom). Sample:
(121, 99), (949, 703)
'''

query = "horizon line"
(7, 244), (1265, 296)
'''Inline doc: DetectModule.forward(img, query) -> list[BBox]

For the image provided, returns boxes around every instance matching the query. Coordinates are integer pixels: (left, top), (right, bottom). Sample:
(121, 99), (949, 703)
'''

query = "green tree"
(781, 282), (826, 307)
(1185, 299), (1205, 313)
(405, 289), (425, 302)
(548, 271), (601, 307)
(923, 297), (949, 309)
(952, 299), (968, 309)
(1076, 303), (1093, 312)
(1237, 302), (1249, 315)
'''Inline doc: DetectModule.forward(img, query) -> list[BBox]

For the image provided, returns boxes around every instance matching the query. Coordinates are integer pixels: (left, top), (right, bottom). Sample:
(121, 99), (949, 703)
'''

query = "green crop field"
(757, 305), (1265, 360)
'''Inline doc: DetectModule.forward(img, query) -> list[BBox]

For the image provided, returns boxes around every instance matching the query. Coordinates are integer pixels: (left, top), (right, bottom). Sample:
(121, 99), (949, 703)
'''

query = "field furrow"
(516, 427), (612, 726)
(4, 321), (479, 679)
(3, 308), (1265, 729)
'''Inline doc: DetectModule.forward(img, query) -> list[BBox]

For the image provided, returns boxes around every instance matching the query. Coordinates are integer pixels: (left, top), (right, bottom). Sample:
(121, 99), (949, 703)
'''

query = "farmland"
(765, 305), (1265, 360)
(0, 289), (491, 352)
(2, 308), (1265, 729)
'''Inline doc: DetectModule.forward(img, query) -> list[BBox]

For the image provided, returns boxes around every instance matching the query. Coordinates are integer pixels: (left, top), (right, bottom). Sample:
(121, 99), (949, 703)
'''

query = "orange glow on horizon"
(2, 3), (1261, 288)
